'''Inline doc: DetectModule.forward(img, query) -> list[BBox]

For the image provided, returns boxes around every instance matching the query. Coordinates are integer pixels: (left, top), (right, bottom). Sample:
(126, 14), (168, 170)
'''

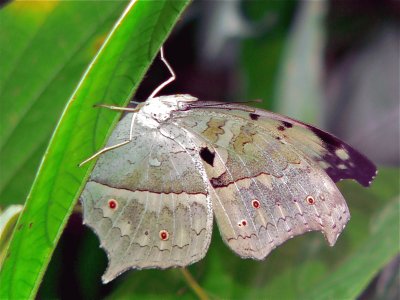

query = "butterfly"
(79, 50), (377, 284)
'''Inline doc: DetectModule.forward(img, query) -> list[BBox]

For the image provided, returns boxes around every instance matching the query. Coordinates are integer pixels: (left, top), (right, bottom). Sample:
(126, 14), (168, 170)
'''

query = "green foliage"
(0, 1), (398, 299)
(0, 1), (127, 205)
(0, 1), (190, 298)
(306, 196), (399, 299)
(241, 0), (296, 109)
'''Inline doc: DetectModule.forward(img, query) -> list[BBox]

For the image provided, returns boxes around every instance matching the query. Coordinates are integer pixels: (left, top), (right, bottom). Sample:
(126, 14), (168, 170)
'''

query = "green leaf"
(241, 1), (296, 110)
(0, 1), (190, 299)
(0, 1), (128, 205)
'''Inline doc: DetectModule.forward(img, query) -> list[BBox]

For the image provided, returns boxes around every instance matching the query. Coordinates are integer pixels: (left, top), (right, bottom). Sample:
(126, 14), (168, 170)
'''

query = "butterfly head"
(155, 94), (198, 107)
(137, 94), (198, 127)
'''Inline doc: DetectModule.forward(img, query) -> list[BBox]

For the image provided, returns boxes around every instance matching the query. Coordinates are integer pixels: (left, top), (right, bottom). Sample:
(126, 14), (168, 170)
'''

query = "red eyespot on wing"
(108, 199), (118, 209)
(252, 199), (260, 209)
(159, 230), (169, 241)
(306, 196), (315, 205)
(238, 219), (247, 227)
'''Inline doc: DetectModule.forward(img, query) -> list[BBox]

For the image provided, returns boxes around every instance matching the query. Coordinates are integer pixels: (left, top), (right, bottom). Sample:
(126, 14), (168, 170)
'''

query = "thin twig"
(180, 268), (209, 300)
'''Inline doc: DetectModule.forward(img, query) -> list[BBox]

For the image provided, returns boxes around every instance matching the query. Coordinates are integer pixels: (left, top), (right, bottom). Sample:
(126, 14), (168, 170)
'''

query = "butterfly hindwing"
(173, 110), (350, 259)
(80, 113), (213, 283)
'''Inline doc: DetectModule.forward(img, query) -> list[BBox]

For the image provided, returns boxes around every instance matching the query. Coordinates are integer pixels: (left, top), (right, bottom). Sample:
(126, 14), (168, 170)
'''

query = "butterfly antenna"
(188, 99), (263, 109)
(148, 47), (176, 99)
(229, 99), (263, 105)
(130, 100), (141, 105)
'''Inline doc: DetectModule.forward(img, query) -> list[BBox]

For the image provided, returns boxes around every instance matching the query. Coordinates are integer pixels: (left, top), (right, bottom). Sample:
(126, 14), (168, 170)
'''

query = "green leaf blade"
(0, 1), (190, 298)
(0, 1), (128, 205)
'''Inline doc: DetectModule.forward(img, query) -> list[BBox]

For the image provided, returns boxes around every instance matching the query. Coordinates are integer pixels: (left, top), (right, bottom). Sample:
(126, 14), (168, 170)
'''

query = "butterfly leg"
(148, 47), (176, 99)
(79, 112), (138, 167)
(79, 140), (130, 167)
(93, 103), (140, 141)
(80, 46), (174, 166)
(93, 103), (141, 112)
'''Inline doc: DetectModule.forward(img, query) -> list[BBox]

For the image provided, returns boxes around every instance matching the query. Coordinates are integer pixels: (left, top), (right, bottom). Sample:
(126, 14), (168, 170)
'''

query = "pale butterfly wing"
(80, 112), (213, 283)
(80, 95), (376, 283)
(184, 102), (377, 187)
(171, 108), (351, 259)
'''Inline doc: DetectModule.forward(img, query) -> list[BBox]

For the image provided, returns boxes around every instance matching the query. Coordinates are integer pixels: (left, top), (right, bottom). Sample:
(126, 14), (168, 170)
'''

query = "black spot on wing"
(200, 147), (215, 166)
(282, 121), (292, 128)
(309, 126), (377, 187)
(309, 126), (341, 151)
(210, 172), (228, 188)
(249, 113), (260, 120)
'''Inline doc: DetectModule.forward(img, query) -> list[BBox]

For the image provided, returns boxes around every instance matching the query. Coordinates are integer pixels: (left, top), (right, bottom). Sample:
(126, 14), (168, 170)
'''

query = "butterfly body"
(80, 94), (376, 283)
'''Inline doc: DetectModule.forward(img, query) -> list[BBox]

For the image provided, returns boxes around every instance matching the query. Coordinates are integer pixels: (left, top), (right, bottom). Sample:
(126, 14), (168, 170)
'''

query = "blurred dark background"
(139, 0), (399, 166)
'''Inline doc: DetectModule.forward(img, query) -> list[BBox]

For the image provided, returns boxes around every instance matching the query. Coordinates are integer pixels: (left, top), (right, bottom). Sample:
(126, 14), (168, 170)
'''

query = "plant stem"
(180, 268), (209, 300)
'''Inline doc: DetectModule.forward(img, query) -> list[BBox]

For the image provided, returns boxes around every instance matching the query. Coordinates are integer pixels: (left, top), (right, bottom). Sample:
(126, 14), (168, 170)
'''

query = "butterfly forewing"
(182, 102), (377, 186)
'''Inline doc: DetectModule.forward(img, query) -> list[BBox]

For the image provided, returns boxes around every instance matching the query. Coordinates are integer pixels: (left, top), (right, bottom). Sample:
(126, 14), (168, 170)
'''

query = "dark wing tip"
(181, 101), (378, 186)
(309, 126), (378, 187)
